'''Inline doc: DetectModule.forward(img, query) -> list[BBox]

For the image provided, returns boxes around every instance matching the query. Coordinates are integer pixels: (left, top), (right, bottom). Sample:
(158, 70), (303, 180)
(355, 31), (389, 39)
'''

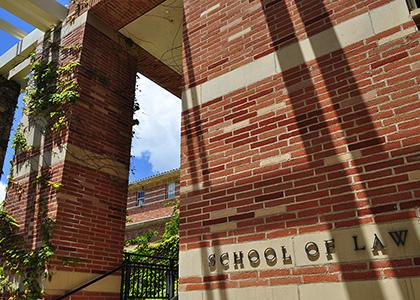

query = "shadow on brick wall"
(260, 0), (419, 298)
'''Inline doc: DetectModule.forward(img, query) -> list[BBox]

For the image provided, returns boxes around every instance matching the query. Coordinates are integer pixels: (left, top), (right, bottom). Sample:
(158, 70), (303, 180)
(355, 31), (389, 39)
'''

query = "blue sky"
(0, 1), (181, 200)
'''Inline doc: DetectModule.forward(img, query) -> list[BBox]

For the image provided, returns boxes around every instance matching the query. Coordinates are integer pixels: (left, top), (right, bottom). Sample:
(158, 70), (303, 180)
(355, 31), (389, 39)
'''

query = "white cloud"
(131, 75), (182, 173)
(0, 181), (7, 204)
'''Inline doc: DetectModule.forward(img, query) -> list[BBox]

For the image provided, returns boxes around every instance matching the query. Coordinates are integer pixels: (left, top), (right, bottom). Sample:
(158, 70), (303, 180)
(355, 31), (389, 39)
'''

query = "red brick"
(383, 267), (420, 278)
(342, 270), (381, 281)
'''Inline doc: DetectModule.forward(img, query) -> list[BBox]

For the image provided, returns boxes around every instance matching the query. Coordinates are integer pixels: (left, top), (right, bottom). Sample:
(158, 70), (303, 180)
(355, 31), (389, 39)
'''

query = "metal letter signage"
(352, 235), (366, 251)
(248, 249), (260, 267)
(208, 254), (216, 268)
(233, 251), (244, 266)
(388, 230), (408, 246)
(220, 253), (229, 267)
(324, 239), (335, 259)
(305, 242), (320, 261)
(281, 246), (292, 264)
(264, 248), (277, 266)
(206, 228), (411, 271)
(372, 234), (385, 250)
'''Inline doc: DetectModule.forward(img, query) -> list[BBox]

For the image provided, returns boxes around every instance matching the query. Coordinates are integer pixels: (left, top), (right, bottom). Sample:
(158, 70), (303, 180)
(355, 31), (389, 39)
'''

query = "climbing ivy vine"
(2, 27), (81, 299)
(68, 0), (89, 24)
(11, 124), (28, 152)
(0, 169), (56, 299)
(24, 51), (80, 131)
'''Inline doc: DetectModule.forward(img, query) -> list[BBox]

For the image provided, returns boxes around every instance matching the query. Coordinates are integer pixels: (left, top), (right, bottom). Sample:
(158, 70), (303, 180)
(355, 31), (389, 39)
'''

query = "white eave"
(0, 0), (67, 84)
(0, 0), (67, 31)
(0, 18), (27, 39)
(8, 57), (31, 86)
(126, 216), (171, 231)
(0, 29), (43, 82)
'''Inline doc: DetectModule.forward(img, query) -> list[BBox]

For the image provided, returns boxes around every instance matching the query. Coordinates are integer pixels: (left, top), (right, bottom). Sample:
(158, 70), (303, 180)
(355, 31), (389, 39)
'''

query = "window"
(167, 182), (176, 199)
(137, 191), (145, 206)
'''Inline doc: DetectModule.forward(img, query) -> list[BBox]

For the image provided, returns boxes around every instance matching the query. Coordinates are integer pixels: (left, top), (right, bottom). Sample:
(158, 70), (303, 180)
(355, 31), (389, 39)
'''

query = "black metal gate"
(121, 253), (179, 300)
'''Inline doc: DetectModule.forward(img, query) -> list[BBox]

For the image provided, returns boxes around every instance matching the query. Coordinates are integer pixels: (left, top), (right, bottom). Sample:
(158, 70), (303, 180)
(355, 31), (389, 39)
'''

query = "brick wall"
(85, 0), (183, 97)
(183, 0), (398, 87)
(179, 0), (420, 298)
(53, 22), (137, 273)
(5, 13), (137, 299)
(3, 0), (419, 298)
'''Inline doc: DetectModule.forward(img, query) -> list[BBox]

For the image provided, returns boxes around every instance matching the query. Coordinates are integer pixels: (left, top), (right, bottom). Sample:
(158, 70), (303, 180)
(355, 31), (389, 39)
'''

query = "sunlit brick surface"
(179, 0), (420, 296)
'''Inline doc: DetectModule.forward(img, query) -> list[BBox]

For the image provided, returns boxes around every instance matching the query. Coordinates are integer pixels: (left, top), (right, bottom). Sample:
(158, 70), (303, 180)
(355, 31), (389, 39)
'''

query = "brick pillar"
(0, 76), (19, 180)
(4, 13), (137, 299)
(179, 0), (420, 299)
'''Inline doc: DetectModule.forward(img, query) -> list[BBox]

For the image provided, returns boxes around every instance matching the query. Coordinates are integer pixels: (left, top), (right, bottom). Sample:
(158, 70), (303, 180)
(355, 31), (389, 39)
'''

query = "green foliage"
(47, 180), (63, 191)
(11, 124), (28, 151)
(126, 199), (179, 261)
(33, 170), (50, 187)
(11, 41), (81, 158)
(126, 230), (158, 248)
(23, 55), (80, 131)
(162, 200), (179, 242)
(3, 28), (78, 300)
(132, 98), (141, 136)
(32, 169), (62, 191)
(57, 256), (85, 266)
(1, 168), (56, 299)
(0, 208), (55, 299)
(68, 0), (89, 24)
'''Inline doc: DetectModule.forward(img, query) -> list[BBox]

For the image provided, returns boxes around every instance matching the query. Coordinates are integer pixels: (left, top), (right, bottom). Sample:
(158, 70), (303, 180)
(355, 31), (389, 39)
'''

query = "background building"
(126, 169), (180, 241)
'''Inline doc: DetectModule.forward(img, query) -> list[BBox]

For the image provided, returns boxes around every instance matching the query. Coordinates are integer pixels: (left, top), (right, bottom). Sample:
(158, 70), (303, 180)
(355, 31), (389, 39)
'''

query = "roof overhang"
(128, 169), (180, 191)
(0, 0), (183, 96)
(0, 18), (27, 39)
(88, 0), (183, 95)
(0, 29), (44, 84)
(119, 0), (183, 75)
(0, 0), (67, 85)
(0, 0), (67, 31)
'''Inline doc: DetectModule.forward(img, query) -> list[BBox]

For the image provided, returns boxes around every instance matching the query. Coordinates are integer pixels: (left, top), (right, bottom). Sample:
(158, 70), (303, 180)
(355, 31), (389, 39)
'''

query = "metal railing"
(55, 253), (178, 299)
(121, 253), (179, 300)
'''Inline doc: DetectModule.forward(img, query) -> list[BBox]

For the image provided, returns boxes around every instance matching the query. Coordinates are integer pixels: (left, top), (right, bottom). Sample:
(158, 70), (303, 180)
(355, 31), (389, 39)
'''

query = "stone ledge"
(180, 277), (420, 300)
(45, 270), (120, 296)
